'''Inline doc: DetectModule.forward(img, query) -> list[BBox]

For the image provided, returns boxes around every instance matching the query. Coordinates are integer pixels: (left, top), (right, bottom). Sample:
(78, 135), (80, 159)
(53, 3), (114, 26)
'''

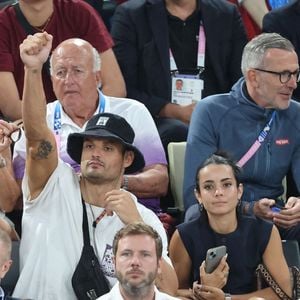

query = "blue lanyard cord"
(53, 91), (106, 134)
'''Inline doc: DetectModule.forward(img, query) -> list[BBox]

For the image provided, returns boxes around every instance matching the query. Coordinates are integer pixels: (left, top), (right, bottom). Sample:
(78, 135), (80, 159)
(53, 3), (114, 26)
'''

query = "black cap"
(67, 113), (145, 174)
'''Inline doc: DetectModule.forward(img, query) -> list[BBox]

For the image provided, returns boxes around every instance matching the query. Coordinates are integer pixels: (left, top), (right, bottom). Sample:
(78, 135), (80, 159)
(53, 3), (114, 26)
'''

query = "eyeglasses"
(8, 128), (22, 143)
(7, 120), (23, 143)
(254, 68), (300, 84)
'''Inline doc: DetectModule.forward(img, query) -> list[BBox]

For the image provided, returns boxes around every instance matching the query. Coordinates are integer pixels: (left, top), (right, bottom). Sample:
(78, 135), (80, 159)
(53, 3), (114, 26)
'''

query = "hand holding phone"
(270, 203), (286, 213)
(205, 245), (227, 274)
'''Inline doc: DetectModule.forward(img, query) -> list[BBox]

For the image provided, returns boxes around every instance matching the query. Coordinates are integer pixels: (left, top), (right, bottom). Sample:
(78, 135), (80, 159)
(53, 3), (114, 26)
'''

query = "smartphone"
(205, 245), (227, 274)
(270, 203), (286, 213)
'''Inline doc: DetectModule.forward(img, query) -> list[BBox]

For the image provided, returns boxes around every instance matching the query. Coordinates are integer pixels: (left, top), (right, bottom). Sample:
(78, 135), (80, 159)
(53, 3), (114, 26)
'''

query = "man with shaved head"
(13, 35), (168, 219)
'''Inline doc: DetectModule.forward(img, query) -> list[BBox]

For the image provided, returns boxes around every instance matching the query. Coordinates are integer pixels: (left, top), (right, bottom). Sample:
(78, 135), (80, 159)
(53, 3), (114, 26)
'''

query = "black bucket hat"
(67, 113), (145, 174)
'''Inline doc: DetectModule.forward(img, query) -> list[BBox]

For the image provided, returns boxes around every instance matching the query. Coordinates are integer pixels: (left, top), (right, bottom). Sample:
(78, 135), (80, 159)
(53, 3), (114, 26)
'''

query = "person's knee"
(156, 118), (188, 144)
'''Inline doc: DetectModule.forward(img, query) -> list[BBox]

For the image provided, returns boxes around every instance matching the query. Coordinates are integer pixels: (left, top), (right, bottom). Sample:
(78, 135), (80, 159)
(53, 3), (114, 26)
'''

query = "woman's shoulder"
(239, 215), (273, 237)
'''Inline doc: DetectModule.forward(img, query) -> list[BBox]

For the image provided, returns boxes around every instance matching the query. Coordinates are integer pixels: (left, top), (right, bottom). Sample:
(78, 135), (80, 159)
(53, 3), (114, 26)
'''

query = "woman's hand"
(199, 256), (229, 288)
(0, 120), (18, 153)
(193, 282), (225, 300)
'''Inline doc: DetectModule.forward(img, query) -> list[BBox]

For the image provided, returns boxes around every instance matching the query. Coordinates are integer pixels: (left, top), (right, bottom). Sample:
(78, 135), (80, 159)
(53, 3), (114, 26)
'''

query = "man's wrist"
(0, 156), (6, 168)
(241, 201), (256, 216)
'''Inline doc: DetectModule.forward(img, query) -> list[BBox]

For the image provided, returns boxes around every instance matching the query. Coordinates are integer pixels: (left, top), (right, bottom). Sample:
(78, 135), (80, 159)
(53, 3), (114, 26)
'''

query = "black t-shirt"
(167, 7), (219, 98)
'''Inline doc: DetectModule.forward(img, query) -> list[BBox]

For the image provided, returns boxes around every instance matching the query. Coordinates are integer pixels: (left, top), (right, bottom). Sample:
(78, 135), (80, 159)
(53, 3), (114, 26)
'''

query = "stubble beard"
(117, 270), (157, 298)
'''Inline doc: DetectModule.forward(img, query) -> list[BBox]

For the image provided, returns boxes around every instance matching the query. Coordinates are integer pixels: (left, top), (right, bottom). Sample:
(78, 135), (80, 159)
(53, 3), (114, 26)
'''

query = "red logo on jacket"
(275, 139), (289, 145)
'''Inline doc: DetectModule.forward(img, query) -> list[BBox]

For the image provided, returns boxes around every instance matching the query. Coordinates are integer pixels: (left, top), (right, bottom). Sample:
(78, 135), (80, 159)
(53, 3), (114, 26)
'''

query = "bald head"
(50, 38), (101, 75)
(0, 228), (12, 279)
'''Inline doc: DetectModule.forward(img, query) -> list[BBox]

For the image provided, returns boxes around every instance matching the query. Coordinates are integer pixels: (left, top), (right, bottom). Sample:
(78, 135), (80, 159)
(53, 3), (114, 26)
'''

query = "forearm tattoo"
(33, 140), (53, 160)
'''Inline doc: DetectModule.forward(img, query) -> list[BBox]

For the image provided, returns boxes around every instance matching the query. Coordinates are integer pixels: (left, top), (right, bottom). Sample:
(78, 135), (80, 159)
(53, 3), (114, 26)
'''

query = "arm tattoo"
(33, 140), (53, 160)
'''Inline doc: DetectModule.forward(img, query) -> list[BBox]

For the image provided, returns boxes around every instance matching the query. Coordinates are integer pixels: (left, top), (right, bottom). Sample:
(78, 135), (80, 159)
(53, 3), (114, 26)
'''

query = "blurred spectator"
(111, 0), (247, 151)
(268, 0), (291, 9)
(0, 120), (21, 241)
(228, 0), (270, 40)
(0, 227), (22, 299)
(0, 0), (125, 121)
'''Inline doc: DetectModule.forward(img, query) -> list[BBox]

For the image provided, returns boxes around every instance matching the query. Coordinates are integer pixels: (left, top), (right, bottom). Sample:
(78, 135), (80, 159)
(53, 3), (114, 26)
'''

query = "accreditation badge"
(171, 74), (203, 106)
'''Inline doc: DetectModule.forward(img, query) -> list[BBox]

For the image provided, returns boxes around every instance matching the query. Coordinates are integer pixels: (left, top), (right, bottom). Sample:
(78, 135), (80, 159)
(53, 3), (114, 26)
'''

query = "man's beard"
(117, 270), (157, 298)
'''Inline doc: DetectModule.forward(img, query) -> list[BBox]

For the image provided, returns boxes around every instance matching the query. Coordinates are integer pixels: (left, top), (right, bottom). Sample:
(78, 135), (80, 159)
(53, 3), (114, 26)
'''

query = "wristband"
(224, 293), (231, 300)
(122, 175), (129, 191)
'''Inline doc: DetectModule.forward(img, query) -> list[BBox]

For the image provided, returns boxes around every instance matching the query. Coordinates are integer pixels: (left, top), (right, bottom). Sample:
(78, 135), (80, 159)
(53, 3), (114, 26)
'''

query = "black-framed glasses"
(254, 68), (300, 84)
(8, 127), (22, 143)
(7, 120), (23, 143)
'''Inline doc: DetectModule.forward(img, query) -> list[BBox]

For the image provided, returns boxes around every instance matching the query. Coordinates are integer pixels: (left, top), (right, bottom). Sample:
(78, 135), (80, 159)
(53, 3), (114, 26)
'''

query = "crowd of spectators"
(0, 0), (299, 299)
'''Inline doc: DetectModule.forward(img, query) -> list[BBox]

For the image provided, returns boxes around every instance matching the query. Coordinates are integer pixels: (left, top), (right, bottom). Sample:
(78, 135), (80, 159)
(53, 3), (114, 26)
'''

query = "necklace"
(32, 14), (52, 32)
(89, 204), (107, 228)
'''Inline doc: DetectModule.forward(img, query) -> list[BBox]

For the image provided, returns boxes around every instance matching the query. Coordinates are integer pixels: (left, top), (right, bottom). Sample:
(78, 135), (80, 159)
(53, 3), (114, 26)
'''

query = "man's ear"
(0, 259), (12, 279)
(95, 70), (102, 89)
(246, 69), (259, 88)
(113, 256), (116, 268)
(157, 257), (162, 277)
(123, 150), (134, 169)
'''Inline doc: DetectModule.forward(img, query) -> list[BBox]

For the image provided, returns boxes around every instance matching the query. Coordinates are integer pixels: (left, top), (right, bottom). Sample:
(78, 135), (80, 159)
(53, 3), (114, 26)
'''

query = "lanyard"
(237, 111), (277, 168)
(169, 24), (206, 72)
(53, 90), (106, 150)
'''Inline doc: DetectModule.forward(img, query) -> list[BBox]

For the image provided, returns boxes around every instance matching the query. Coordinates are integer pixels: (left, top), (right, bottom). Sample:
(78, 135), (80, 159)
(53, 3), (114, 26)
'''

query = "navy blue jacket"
(184, 78), (300, 209)
(111, 0), (247, 116)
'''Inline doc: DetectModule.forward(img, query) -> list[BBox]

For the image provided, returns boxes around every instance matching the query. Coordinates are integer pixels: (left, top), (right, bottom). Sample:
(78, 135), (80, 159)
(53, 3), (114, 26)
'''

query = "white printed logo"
(96, 116), (109, 126)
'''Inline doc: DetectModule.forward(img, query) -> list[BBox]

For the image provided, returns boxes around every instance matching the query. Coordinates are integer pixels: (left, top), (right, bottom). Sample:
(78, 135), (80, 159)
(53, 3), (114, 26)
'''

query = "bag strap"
(13, 3), (35, 35)
(256, 264), (292, 300)
(81, 199), (91, 246)
(291, 266), (300, 299)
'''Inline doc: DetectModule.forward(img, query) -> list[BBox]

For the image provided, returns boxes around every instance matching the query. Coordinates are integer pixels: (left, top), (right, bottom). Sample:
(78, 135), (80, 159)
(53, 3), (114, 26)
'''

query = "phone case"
(205, 245), (227, 273)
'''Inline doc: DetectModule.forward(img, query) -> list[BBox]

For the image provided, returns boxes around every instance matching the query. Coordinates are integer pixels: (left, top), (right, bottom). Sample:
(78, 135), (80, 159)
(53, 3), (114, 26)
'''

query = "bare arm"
(20, 32), (58, 199)
(169, 229), (194, 298)
(261, 225), (292, 297)
(0, 72), (22, 121)
(100, 48), (126, 98)
(124, 164), (168, 198)
(0, 121), (21, 212)
(159, 103), (195, 124)
(156, 258), (179, 297)
(241, 0), (269, 29)
(0, 148), (21, 212)
(231, 226), (291, 300)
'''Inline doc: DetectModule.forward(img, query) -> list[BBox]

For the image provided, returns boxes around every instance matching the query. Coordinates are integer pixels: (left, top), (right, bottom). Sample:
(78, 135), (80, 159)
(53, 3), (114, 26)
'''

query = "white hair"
(49, 43), (101, 75)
